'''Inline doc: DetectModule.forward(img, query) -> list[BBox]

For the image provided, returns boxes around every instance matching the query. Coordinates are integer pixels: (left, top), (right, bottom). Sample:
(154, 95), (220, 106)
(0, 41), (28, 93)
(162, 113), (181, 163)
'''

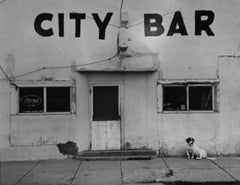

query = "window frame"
(160, 81), (218, 113)
(17, 83), (75, 115)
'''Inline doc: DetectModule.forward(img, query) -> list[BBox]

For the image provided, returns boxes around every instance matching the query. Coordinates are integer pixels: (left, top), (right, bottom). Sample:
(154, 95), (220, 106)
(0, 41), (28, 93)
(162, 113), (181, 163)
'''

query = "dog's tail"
(206, 157), (216, 160)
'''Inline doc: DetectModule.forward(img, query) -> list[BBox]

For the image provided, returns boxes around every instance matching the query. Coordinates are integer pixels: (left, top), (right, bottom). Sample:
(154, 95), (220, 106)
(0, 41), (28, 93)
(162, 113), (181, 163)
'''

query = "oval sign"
(22, 95), (42, 107)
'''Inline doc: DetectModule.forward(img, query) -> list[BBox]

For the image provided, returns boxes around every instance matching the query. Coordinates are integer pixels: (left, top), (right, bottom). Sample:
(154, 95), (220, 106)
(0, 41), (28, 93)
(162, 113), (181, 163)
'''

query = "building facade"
(1, 0), (240, 161)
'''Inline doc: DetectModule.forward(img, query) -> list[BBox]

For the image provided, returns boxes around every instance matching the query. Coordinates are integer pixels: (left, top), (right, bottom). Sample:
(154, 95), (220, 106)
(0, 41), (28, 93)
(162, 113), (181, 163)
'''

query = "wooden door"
(91, 85), (121, 150)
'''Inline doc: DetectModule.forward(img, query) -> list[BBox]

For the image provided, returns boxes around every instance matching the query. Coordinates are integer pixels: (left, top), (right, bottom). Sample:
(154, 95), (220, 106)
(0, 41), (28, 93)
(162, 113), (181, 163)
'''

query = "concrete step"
(74, 155), (156, 161)
(75, 149), (157, 160)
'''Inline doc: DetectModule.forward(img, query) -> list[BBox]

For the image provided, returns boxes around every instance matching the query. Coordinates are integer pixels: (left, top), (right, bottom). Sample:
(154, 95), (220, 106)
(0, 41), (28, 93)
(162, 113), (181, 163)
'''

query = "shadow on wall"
(56, 141), (79, 156)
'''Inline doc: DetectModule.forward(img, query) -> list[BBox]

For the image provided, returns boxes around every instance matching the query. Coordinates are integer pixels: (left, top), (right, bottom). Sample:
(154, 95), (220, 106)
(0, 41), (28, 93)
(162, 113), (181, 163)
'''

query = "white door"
(91, 85), (121, 150)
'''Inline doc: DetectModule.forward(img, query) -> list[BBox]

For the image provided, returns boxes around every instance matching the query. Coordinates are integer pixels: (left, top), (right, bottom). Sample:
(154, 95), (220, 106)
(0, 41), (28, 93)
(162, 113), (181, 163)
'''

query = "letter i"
(59, 13), (64, 37)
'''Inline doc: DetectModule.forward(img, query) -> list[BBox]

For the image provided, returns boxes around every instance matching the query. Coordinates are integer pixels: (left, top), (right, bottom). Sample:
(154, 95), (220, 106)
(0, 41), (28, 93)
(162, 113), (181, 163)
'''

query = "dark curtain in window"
(47, 87), (70, 112)
(189, 86), (212, 110)
(93, 86), (119, 121)
(163, 86), (187, 111)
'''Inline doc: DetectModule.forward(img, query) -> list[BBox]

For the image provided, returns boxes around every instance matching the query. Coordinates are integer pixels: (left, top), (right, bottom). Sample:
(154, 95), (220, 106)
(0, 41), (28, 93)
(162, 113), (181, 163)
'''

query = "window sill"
(161, 110), (218, 114)
(12, 112), (74, 116)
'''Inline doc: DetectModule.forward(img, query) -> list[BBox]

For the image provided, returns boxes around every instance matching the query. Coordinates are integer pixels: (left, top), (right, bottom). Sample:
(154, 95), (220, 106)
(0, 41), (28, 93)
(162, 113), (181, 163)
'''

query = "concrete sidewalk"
(0, 157), (240, 185)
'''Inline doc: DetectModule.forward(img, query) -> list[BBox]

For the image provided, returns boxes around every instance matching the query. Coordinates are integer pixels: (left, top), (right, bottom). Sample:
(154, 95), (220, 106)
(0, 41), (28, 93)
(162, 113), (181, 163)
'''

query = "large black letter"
(92, 12), (113, 40)
(70, 13), (86, 37)
(167, 11), (188, 36)
(195, 10), (215, 36)
(58, 13), (64, 37)
(144, 14), (164, 36)
(34, 13), (53, 37)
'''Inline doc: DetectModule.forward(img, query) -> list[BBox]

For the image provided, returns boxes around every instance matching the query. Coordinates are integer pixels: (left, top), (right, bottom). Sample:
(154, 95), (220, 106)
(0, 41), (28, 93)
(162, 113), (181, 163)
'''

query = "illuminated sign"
(34, 10), (215, 39)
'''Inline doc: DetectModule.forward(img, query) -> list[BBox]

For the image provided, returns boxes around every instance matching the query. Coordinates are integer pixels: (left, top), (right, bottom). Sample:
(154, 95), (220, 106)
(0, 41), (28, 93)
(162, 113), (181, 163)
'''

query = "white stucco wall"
(75, 72), (159, 150)
(0, 82), (11, 155)
(218, 57), (240, 155)
(1, 0), (240, 160)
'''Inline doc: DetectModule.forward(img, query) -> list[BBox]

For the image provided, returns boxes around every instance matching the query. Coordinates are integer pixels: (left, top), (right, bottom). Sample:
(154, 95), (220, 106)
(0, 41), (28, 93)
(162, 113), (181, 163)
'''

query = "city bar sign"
(34, 10), (215, 40)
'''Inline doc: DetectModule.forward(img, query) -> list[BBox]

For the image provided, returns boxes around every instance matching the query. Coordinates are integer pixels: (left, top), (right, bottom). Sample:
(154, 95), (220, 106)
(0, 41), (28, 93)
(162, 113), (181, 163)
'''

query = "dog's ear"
(186, 137), (191, 143)
(191, 138), (195, 143)
(186, 137), (194, 143)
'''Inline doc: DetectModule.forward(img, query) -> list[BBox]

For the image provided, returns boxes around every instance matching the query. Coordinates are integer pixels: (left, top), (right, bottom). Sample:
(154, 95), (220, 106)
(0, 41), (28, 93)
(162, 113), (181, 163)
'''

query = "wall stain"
(4, 54), (15, 78)
(210, 136), (219, 156)
(218, 55), (240, 58)
(158, 141), (168, 156)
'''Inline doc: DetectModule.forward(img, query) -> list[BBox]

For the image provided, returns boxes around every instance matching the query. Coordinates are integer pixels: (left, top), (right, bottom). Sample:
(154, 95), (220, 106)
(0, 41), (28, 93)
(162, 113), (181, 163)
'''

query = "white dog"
(185, 137), (215, 160)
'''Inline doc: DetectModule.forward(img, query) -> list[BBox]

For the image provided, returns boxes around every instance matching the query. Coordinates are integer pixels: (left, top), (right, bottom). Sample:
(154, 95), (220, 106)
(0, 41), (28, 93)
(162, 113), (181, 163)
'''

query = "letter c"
(34, 13), (53, 37)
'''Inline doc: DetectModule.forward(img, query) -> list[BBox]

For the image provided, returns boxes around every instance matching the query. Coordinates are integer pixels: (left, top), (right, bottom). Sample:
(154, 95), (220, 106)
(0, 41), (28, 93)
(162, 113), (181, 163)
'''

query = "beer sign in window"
(19, 87), (44, 113)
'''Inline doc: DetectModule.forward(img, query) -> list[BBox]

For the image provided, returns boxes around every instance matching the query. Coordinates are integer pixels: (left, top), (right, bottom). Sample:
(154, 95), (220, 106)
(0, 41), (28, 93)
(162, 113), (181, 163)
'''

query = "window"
(163, 84), (214, 111)
(189, 86), (212, 110)
(19, 87), (44, 113)
(19, 87), (71, 113)
(47, 87), (70, 112)
(163, 86), (186, 111)
(93, 86), (119, 121)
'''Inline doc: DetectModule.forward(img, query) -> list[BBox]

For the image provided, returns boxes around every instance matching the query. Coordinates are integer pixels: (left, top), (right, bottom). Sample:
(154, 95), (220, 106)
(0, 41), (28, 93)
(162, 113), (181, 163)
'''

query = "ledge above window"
(13, 79), (75, 87)
(157, 78), (219, 85)
(77, 67), (157, 73)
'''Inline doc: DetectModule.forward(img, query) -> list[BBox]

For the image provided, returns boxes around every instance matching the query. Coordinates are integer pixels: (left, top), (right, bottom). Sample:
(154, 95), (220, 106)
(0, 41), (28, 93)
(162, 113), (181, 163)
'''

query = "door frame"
(89, 82), (124, 150)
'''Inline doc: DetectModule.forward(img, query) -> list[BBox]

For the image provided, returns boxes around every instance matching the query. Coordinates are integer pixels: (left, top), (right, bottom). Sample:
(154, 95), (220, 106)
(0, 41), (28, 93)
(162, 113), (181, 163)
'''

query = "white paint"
(10, 114), (77, 146)
(91, 121), (121, 150)
(1, 0), (240, 160)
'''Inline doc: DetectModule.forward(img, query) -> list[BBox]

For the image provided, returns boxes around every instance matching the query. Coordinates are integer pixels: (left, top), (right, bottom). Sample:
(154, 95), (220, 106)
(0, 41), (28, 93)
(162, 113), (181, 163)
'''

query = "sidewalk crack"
(120, 160), (123, 185)
(208, 159), (239, 182)
(14, 160), (41, 185)
(69, 160), (82, 185)
(161, 157), (174, 177)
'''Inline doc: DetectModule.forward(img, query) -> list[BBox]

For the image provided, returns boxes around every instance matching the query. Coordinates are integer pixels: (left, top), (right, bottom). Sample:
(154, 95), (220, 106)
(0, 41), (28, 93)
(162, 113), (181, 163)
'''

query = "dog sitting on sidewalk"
(185, 137), (215, 160)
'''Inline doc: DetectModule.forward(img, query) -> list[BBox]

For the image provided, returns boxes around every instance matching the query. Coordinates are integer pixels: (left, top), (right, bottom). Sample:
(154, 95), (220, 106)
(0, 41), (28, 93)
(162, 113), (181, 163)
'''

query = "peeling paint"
(40, 75), (54, 81)
(4, 54), (15, 78)
(124, 142), (149, 150)
(210, 136), (219, 156)
(91, 121), (121, 150)
(158, 141), (168, 156)
(7, 133), (11, 146)
(57, 141), (78, 156)
(124, 142), (132, 149)
(130, 51), (158, 58)
(218, 55), (240, 58)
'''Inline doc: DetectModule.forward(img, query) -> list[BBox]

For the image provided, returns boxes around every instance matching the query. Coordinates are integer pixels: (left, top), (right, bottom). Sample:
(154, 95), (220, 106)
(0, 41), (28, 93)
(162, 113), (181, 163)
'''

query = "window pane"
(19, 88), (44, 113)
(189, 86), (212, 110)
(47, 87), (70, 112)
(93, 86), (119, 121)
(163, 86), (187, 111)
